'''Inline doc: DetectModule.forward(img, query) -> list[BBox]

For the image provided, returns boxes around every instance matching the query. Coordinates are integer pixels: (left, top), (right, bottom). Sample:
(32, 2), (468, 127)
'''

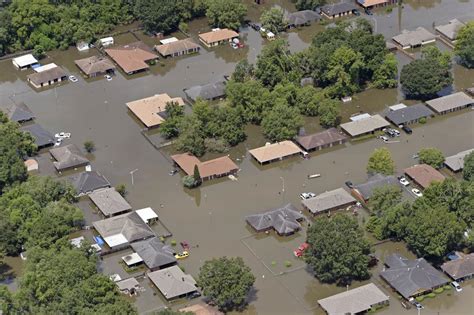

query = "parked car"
(69, 75), (78, 83)
(365, 9), (373, 15)
(402, 125), (413, 134)
(345, 181), (353, 189)
(175, 251), (189, 259)
(399, 177), (410, 186)
(391, 128), (400, 136)
(412, 188), (423, 197)
(300, 192), (316, 200)
(380, 135), (389, 142)
(352, 9), (361, 16)
(451, 281), (462, 292)
(55, 132), (71, 139)
(187, 291), (201, 299)
(105, 74), (113, 81)
(414, 301), (424, 310)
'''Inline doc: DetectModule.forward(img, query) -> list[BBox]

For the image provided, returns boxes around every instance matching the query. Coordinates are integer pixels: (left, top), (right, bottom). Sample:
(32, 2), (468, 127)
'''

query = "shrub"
(434, 287), (444, 294)
(170, 240), (177, 246)
(179, 21), (189, 33)
(419, 117), (427, 124)
(83, 140), (95, 153)
(443, 285), (452, 290)
(284, 260), (292, 268)
(182, 175), (200, 188)
(115, 184), (126, 197)
(271, 261), (277, 266)
(427, 292), (436, 298)
(415, 296), (424, 302)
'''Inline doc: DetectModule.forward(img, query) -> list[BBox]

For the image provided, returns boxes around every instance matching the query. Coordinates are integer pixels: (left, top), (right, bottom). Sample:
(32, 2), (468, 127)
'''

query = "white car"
(380, 135), (389, 142)
(69, 75), (78, 83)
(399, 177), (410, 186)
(412, 188), (423, 197)
(451, 281), (462, 292)
(54, 138), (62, 147)
(105, 74), (113, 81)
(300, 192), (316, 200)
(55, 132), (71, 139)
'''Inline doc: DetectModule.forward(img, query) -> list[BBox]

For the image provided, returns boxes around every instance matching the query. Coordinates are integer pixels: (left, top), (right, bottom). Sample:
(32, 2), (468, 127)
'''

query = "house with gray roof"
(444, 149), (474, 172)
(296, 128), (347, 151)
(385, 103), (434, 126)
(69, 171), (111, 196)
(441, 252), (474, 281)
(5, 102), (35, 123)
(302, 188), (356, 215)
(131, 237), (176, 271)
(392, 27), (436, 49)
(50, 144), (89, 171)
(148, 265), (198, 300)
(426, 92), (473, 115)
(435, 19), (465, 42)
(116, 277), (140, 295)
(89, 187), (132, 217)
(286, 10), (321, 28)
(184, 79), (226, 102)
(318, 283), (389, 315)
(380, 253), (449, 299)
(340, 114), (390, 137)
(21, 123), (55, 149)
(245, 204), (305, 236)
(352, 174), (399, 202)
(320, 2), (357, 19)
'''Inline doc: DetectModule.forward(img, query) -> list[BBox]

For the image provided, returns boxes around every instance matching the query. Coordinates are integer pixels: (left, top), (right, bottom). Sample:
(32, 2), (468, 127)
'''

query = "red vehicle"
(293, 243), (310, 257)
(180, 241), (190, 251)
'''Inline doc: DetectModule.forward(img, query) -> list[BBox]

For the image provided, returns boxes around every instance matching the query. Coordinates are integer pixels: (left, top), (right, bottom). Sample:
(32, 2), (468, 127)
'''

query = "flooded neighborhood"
(0, 0), (473, 315)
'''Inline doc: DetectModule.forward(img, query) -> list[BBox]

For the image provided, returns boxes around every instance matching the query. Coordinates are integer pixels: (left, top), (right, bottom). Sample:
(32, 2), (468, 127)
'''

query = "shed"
(425, 92), (473, 115)
(50, 144), (89, 171)
(444, 149), (474, 172)
(89, 187), (132, 217)
(249, 141), (303, 164)
(385, 103), (434, 126)
(24, 159), (38, 172)
(296, 128), (347, 151)
(21, 123), (55, 149)
(302, 188), (356, 215)
(99, 37), (114, 47)
(12, 54), (38, 70)
(116, 277), (140, 295)
(404, 164), (445, 189)
(148, 266), (198, 300)
(245, 204), (305, 236)
(340, 114), (390, 137)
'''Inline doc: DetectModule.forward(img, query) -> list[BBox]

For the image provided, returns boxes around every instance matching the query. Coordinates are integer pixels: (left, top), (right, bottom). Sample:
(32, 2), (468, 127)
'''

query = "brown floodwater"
(1, 0), (474, 314)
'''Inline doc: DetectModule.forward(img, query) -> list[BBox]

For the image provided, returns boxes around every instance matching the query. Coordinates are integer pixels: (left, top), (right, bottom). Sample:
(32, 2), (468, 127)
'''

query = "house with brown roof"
(296, 128), (347, 152)
(180, 303), (223, 315)
(126, 93), (185, 128)
(199, 28), (239, 47)
(105, 41), (158, 75)
(356, 0), (397, 9)
(74, 55), (115, 77)
(441, 252), (474, 281)
(249, 141), (303, 164)
(27, 65), (67, 89)
(404, 164), (445, 189)
(155, 38), (201, 58)
(171, 153), (239, 181)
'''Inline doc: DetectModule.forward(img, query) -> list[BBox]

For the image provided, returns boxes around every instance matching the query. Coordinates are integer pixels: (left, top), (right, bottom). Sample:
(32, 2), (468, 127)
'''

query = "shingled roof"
(441, 252), (474, 281)
(131, 237), (176, 270)
(155, 38), (201, 57)
(245, 204), (305, 236)
(444, 149), (474, 172)
(404, 164), (445, 189)
(69, 171), (111, 196)
(249, 141), (303, 164)
(89, 187), (132, 217)
(148, 266), (198, 300)
(74, 55), (115, 76)
(105, 41), (157, 74)
(50, 144), (89, 171)
(302, 188), (356, 215)
(353, 174), (399, 201)
(5, 102), (35, 123)
(21, 123), (54, 148)
(296, 128), (347, 151)
(385, 103), (434, 126)
(184, 80), (226, 102)
(286, 10), (321, 27)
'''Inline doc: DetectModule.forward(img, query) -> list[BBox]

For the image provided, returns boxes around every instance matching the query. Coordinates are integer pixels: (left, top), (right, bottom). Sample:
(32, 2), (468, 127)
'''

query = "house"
(27, 65), (67, 88)
(126, 93), (185, 128)
(180, 303), (223, 315)
(5, 102), (35, 123)
(89, 187), (132, 217)
(93, 211), (155, 249)
(155, 38), (201, 58)
(21, 123), (55, 149)
(385, 103), (434, 126)
(148, 265), (198, 300)
(380, 253), (449, 299)
(130, 237), (176, 271)
(404, 164), (445, 189)
(441, 252), (474, 281)
(320, 2), (357, 19)
(444, 149), (474, 172)
(50, 144), (89, 172)
(425, 92), (473, 115)
(69, 171), (111, 196)
(245, 204), (305, 236)
(184, 79), (226, 102)
(286, 10), (321, 28)
(249, 141), (303, 164)
(105, 41), (158, 74)
(12, 54), (38, 70)
(352, 174), (399, 202)
(392, 27), (436, 49)
(357, 0), (397, 9)
(171, 153), (239, 181)
(135, 207), (159, 225)
(340, 114), (390, 137)
(116, 277), (140, 295)
(198, 28), (239, 47)
(318, 283), (389, 315)
(296, 128), (347, 152)
(74, 56), (115, 77)
(302, 188), (356, 215)
(435, 19), (465, 42)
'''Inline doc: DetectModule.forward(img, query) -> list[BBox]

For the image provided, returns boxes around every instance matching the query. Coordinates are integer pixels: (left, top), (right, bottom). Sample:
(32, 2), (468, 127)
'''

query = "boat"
(307, 174), (321, 179)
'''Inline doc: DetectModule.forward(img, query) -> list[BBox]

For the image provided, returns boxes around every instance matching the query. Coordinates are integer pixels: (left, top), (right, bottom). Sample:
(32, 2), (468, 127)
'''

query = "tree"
(160, 101), (185, 139)
(454, 21), (474, 69)
(369, 185), (402, 216)
(261, 7), (286, 34)
(367, 147), (395, 175)
(305, 214), (371, 285)
(371, 53), (398, 88)
(261, 102), (303, 142)
(418, 147), (445, 169)
(226, 79), (271, 124)
(198, 257), (255, 312)
(134, 0), (181, 34)
(193, 164), (202, 184)
(463, 151), (474, 181)
(231, 60), (254, 83)
(326, 46), (365, 98)
(318, 98), (340, 128)
(83, 140), (95, 153)
(296, 86), (323, 116)
(176, 116), (206, 157)
(206, 0), (247, 30)
(294, 0), (326, 10)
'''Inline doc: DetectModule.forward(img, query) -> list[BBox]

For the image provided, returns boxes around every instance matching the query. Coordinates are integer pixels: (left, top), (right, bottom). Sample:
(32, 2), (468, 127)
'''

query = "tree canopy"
(261, 7), (286, 34)
(418, 147), (445, 169)
(463, 151), (474, 181)
(261, 102), (303, 142)
(205, 0), (247, 30)
(294, 0), (327, 10)
(367, 147), (395, 175)
(454, 21), (474, 69)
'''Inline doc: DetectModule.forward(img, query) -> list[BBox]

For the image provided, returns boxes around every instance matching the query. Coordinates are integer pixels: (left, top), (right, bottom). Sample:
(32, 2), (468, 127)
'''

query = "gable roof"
(148, 265), (197, 299)
(12, 54), (38, 68)
(131, 237), (176, 270)
(180, 303), (223, 315)
(426, 92), (473, 113)
(105, 41), (157, 74)
(444, 149), (474, 172)
(155, 38), (201, 57)
(27, 66), (67, 85)
(126, 93), (184, 128)
(245, 204), (304, 235)
(199, 29), (239, 44)
(74, 55), (115, 75)
(89, 187), (131, 216)
(286, 10), (321, 26)
(357, 0), (390, 7)
(6, 102), (35, 123)
(385, 103), (434, 125)
(249, 141), (303, 164)
(50, 144), (89, 171)
(116, 277), (140, 292)
(21, 123), (54, 147)
(392, 27), (436, 47)
(321, 2), (357, 16)
(69, 171), (111, 195)
(184, 80), (226, 101)
(380, 254), (449, 299)
(340, 114), (390, 137)
(171, 153), (238, 179)
(296, 128), (347, 151)
(404, 164), (445, 189)
(353, 174), (399, 200)
(435, 19), (465, 40)
(441, 253), (474, 280)
(302, 188), (356, 214)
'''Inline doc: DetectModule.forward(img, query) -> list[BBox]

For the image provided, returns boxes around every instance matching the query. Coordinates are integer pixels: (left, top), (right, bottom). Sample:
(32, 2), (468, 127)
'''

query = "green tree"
(176, 116), (206, 157)
(205, 0), (246, 30)
(367, 147), (395, 175)
(261, 102), (303, 142)
(160, 101), (185, 139)
(369, 185), (402, 216)
(454, 21), (474, 69)
(83, 140), (95, 153)
(294, 0), (326, 10)
(305, 214), (371, 285)
(193, 164), (202, 184)
(463, 151), (474, 181)
(134, 0), (181, 34)
(115, 183), (127, 197)
(226, 79), (271, 124)
(261, 7), (286, 34)
(231, 60), (254, 83)
(371, 53), (398, 88)
(418, 147), (445, 169)
(198, 257), (255, 312)
(326, 46), (365, 98)
(296, 86), (323, 116)
(318, 98), (340, 128)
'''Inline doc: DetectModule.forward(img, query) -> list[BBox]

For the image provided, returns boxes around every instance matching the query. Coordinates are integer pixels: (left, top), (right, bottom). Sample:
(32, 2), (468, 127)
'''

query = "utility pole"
(130, 169), (138, 185)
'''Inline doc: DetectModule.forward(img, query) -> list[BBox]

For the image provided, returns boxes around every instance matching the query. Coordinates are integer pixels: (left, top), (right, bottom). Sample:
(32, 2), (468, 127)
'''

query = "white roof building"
(34, 63), (58, 73)
(160, 37), (179, 45)
(136, 207), (158, 224)
(12, 54), (38, 69)
(389, 103), (407, 111)
(122, 252), (144, 266)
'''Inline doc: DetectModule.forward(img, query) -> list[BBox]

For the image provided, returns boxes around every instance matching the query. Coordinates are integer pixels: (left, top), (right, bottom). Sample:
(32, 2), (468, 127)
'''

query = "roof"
(171, 153), (238, 179)
(245, 204), (304, 235)
(357, 0), (389, 7)
(353, 174), (399, 200)
(93, 211), (155, 247)
(286, 10), (321, 26)
(89, 187), (132, 216)
(435, 19), (465, 40)
(426, 92), (473, 113)
(69, 171), (111, 195)
(350, 113), (371, 121)
(404, 164), (445, 189)
(34, 63), (58, 73)
(148, 265), (197, 299)
(392, 27), (436, 47)
(6, 102), (35, 123)
(50, 144), (89, 171)
(180, 303), (223, 315)
(74, 56), (115, 75)
(135, 207), (158, 224)
(21, 123), (54, 147)
(131, 237), (176, 270)
(389, 103), (407, 111)
(385, 103), (434, 125)
(184, 80), (226, 101)
(380, 254), (449, 299)
(199, 28), (239, 44)
(249, 141), (303, 163)
(116, 277), (140, 291)
(318, 283), (389, 315)
(122, 252), (143, 266)
(302, 188), (356, 214)
(321, 2), (357, 16)
(105, 41), (157, 73)
(155, 38), (201, 57)
(13, 54), (38, 67)
(24, 159), (38, 172)
(444, 149), (474, 172)
(27, 66), (67, 85)
(126, 93), (184, 128)
(296, 128), (347, 151)
(340, 114), (390, 136)
(441, 253), (474, 280)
